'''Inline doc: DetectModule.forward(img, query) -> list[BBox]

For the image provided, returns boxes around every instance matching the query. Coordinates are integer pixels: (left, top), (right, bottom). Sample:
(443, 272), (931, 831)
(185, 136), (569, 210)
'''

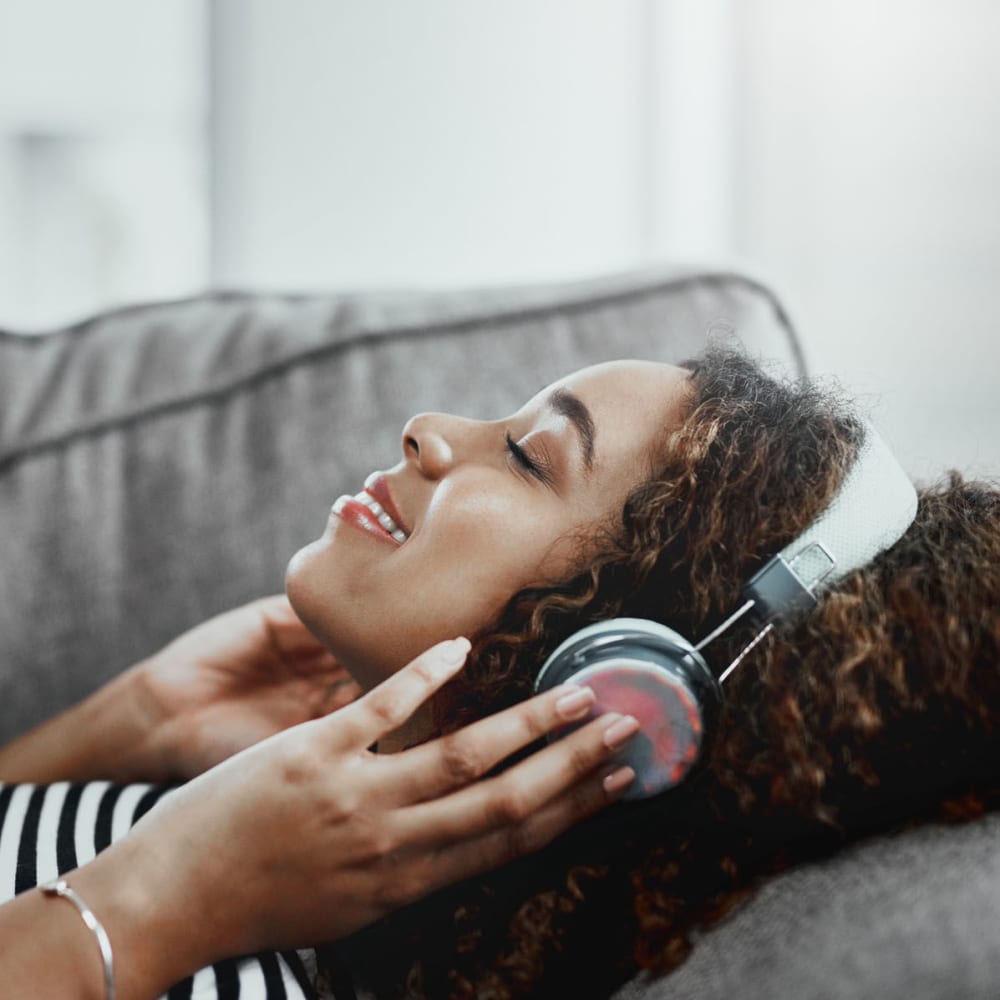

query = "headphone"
(534, 422), (918, 801)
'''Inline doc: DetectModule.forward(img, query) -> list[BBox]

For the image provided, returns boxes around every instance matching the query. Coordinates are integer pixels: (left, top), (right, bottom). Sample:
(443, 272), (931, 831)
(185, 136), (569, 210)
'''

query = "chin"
(285, 543), (392, 692)
(284, 540), (322, 621)
(285, 541), (342, 657)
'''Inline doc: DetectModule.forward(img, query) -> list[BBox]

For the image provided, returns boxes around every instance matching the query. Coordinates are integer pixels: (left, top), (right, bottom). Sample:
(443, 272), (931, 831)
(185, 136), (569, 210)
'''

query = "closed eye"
(505, 431), (553, 486)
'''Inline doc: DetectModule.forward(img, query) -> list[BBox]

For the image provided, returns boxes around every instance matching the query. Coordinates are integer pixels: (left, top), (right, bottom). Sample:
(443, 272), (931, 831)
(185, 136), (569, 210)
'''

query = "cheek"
(447, 490), (565, 576)
(393, 492), (567, 620)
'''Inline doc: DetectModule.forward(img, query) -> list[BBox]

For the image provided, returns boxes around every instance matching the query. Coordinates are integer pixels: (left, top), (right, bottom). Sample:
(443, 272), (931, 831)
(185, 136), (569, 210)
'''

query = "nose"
(401, 412), (459, 479)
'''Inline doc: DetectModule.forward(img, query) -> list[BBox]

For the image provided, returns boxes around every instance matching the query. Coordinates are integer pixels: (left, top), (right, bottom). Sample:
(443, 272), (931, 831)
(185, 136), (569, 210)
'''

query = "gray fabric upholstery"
(0, 266), (799, 741)
(1, 265), (996, 1000)
(613, 813), (1000, 1000)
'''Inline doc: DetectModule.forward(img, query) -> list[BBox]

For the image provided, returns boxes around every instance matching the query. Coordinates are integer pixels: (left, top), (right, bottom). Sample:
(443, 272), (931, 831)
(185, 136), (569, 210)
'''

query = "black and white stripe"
(0, 782), (327, 999)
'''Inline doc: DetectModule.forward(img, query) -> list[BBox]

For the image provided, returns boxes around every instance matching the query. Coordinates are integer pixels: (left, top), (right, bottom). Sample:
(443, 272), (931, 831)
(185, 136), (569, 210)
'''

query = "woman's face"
(286, 360), (690, 690)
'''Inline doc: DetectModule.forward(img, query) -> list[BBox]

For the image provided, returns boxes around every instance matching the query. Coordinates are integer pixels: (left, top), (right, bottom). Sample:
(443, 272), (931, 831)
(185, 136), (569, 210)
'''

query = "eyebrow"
(547, 388), (595, 472)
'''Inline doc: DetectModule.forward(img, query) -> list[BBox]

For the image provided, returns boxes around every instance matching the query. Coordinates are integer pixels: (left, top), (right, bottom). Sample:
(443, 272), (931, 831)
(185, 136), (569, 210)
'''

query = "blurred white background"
(0, 0), (997, 480)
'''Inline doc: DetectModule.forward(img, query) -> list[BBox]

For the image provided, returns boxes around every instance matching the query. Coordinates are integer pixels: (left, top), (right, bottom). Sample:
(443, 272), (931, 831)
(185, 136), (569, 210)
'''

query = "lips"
(364, 472), (411, 537)
(330, 472), (411, 547)
(332, 495), (402, 545)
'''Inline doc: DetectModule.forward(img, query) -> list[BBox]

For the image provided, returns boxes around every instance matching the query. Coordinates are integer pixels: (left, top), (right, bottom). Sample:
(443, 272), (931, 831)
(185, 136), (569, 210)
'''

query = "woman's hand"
(137, 594), (361, 779)
(73, 637), (637, 996)
(0, 595), (360, 785)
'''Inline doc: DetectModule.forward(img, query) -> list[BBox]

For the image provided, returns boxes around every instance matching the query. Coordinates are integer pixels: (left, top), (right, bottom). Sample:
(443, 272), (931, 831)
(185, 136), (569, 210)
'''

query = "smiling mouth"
(332, 490), (409, 545)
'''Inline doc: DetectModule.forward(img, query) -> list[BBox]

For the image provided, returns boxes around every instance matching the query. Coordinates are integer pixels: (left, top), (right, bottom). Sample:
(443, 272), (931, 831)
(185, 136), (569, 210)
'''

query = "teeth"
(354, 491), (408, 540)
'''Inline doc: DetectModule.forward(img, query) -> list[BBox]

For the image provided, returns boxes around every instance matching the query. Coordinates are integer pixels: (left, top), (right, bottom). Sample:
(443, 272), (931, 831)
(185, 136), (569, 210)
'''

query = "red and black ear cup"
(535, 619), (722, 800)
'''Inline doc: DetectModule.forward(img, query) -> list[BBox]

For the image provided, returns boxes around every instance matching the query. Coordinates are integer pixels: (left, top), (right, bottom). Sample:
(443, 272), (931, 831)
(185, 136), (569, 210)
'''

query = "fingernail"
(439, 637), (471, 666)
(603, 766), (635, 796)
(603, 714), (640, 750)
(555, 685), (595, 720)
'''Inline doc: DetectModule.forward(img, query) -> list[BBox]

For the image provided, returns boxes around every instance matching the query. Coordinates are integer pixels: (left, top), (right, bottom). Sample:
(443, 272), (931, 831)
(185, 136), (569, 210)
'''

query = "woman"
(286, 348), (999, 998)
(1, 349), (997, 998)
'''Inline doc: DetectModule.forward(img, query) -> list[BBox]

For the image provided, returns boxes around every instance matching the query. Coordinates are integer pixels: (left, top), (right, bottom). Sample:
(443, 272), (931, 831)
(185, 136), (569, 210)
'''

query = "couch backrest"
(0, 267), (803, 740)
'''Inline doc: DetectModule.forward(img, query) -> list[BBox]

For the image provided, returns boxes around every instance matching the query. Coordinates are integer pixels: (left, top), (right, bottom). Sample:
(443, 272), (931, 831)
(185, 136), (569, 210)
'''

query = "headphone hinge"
(742, 554), (819, 623)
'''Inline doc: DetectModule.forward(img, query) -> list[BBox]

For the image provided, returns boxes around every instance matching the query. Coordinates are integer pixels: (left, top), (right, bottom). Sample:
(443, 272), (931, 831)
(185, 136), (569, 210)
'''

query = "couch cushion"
(612, 812), (1000, 1000)
(0, 266), (802, 741)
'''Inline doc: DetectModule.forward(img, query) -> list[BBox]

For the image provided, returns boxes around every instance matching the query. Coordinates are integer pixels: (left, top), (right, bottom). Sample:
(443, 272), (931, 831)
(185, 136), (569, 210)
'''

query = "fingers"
(330, 638), (471, 750)
(383, 682), (602, 803)
(389, 710), (638, 848)
(387, 763), (633, 909)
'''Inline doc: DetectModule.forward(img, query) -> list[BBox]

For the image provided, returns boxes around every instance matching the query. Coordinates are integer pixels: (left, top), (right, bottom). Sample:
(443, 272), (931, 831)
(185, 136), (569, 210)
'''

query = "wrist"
(120, 659), (179, 781)
(38, 880), (115, 1000)
(0, 880), (111, 1000)
(71, 830), (221, 999)
(78, 663), (175, 784)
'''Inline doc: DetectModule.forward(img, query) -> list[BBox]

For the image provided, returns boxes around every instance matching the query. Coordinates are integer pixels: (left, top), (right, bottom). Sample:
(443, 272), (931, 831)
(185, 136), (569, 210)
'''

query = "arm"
(0, 638), (637, 999)
(0, 596), (360, 785)
(0, 665), (165, 784)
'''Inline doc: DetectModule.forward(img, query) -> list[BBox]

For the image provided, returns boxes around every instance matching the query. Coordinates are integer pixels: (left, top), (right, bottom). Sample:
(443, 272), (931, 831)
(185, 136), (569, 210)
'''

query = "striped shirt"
(0, 781), (341, 999)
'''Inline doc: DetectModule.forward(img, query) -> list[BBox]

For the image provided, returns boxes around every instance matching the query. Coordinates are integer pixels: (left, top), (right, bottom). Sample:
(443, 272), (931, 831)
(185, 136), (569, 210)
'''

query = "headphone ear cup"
(536, 618), (722, 800)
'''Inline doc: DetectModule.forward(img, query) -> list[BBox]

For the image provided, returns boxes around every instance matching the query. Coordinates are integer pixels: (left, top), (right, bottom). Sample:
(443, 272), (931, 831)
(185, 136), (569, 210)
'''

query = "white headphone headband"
(780, 422), (917, 594)
(739, 421), (917, 625)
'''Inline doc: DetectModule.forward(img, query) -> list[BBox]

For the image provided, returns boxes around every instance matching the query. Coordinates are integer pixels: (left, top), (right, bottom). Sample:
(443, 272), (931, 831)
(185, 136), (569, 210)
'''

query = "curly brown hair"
(326, 348), (1000, 998)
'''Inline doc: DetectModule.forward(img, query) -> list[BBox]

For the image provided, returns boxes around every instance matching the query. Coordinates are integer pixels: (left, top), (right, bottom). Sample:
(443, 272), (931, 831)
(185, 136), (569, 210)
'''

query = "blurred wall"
(210, 0), (738, 286)
(736, 0), (1000, 481)
(210, 1), (652, 288)
(0, 0), (207, 329)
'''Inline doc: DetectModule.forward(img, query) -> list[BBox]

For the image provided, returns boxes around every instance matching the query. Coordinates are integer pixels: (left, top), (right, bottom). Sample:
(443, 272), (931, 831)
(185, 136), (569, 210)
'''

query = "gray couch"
(1, 267), (996, 998)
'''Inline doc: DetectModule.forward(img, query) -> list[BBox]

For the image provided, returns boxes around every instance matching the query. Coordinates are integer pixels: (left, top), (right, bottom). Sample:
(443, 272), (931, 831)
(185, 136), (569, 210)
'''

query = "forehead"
(554, 359), (690, 403)
(536, 359), (692, 476)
